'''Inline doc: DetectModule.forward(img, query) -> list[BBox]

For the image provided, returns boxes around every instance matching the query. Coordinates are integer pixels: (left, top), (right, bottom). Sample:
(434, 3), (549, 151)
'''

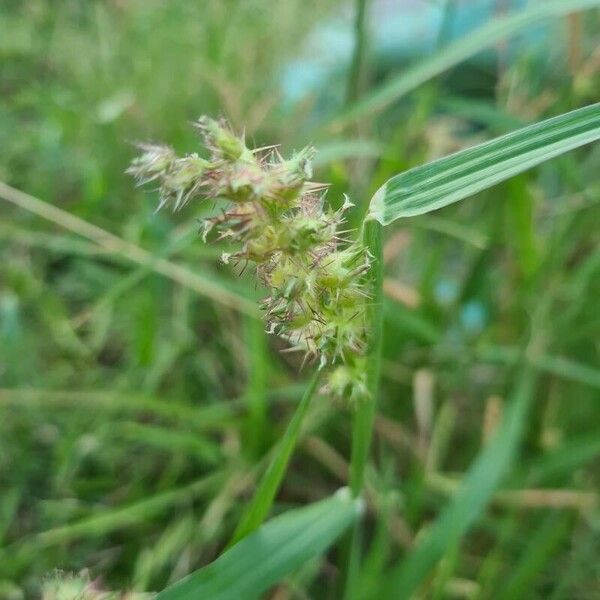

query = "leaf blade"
(382, 366), (537, 598)
(229, 369), (321, 545)
(157, 489), (363, 600)
(331, 0), (600, 129)
(369, 103), (600, 224)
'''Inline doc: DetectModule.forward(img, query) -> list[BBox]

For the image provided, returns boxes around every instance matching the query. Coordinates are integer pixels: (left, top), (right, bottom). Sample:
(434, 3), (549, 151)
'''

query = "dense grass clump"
(1, 1), (599, 598)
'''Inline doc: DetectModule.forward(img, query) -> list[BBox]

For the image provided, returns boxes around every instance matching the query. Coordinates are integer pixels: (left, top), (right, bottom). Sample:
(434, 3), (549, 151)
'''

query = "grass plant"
(1, 1), (600, 598)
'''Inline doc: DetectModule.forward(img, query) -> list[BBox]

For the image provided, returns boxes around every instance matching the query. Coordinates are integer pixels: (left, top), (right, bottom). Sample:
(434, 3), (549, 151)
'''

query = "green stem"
(349, 218), (384, 497)
(229, 369), (321, 547)
(346, 0), (369, 106)
(343, 218), (383, 599)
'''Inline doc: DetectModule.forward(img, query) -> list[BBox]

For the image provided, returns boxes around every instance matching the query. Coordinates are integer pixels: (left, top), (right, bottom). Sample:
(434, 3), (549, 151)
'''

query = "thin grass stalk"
(229, 369), (321, 547)
(436, 0), (458, 50)
(350, 218), (384, 496)
(342, 218), (383, 599)
(345, 0), (373, 217)
(0, 181), (256, 315)
(346, 0), (369, 106)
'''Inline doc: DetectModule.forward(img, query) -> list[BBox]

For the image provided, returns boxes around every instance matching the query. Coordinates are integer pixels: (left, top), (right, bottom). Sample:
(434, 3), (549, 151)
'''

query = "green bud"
(195, 116), (253, 162)
(325, 361), (369, 404)
(160, 154), (209, 210)
(126, 144), (176, 185)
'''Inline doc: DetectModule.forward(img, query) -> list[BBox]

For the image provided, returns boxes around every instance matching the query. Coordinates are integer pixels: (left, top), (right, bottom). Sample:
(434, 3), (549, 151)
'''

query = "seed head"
(128, 117), (372, 402)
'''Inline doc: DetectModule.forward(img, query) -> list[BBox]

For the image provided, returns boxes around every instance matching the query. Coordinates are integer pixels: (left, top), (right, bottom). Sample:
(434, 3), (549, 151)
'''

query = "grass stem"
(350, 218), (384, 496)
(346, 0), (369, 106)
(343, 218), (383, 599)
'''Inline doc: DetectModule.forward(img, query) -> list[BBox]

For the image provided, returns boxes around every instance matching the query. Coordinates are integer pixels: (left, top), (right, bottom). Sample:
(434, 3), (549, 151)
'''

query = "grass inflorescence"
(128, 117), (372, 402)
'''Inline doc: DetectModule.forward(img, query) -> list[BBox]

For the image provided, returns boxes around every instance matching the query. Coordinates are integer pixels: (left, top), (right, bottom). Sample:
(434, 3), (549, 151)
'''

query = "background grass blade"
(0, 181), (256, 315)
(382, 364), (537, 598)
(229, 370), (321, 546)
(157, 489), (363, 600)
(495, 511), (572, 600)
(369, 103), (600, 224)
(330, 0), (600, 129)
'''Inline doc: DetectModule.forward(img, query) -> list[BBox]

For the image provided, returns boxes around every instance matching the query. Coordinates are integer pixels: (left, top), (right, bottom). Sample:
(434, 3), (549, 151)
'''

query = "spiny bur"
(128, 117), (371, 403)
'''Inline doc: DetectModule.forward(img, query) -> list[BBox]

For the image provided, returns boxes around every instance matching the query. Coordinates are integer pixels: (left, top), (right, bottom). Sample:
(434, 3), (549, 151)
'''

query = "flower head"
(128, 117), (371, 401)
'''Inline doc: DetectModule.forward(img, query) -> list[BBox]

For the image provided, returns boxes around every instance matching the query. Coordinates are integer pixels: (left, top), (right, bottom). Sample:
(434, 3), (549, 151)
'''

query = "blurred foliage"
(0, 1), (599, 598)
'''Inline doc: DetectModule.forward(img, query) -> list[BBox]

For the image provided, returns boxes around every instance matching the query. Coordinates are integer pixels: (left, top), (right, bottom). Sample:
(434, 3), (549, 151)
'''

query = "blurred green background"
(1, 1), (599, 598)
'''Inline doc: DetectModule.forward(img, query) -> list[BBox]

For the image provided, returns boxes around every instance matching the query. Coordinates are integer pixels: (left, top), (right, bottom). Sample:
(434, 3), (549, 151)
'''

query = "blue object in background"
(434, 279), (459, 307)
(460, 299), (488, 335)
(280, 0), (553, 109)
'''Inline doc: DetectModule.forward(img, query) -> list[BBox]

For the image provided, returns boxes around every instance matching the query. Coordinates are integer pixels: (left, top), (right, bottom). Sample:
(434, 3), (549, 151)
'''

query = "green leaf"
(331, 0), (600, 128)
(382, 365), (537, 598)
(157, 489), (364, 600)
(369, 103), (600, 224)
(495, 512), (572, 600)
(229, 370), (321, 545)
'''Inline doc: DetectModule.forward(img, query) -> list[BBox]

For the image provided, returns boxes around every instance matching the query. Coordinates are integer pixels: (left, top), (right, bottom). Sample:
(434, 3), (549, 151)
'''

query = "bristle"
(127, 115), (372, 403)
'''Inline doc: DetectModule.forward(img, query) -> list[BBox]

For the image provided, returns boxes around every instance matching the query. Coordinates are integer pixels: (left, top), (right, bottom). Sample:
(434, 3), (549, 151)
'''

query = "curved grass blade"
(331, 0), (600, 129)
(382, 365), (537, 598)
(369, 103), (600, 224)
(157, 488), (364, 600)
(229, 370), (321, 546)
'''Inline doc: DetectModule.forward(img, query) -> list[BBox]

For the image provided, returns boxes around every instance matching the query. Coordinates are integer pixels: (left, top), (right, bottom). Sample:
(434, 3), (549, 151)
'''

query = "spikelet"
(128, 117), (371, 402)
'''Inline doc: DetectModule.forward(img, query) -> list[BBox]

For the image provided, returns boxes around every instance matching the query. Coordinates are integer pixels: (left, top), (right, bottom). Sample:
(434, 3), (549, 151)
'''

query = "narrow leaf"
(229, 370), (321, 545)
(382, 365), (537, 598)
(495, 512), (572, 600)
(369, 103), (600, 224)
(157, 489), (364, 600)
(331, 0), (600, 128)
